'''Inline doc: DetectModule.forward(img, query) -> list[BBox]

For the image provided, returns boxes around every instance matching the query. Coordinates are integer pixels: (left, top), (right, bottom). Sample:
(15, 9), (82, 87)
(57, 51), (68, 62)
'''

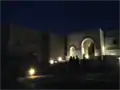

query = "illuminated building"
(2, 23), (119, 65)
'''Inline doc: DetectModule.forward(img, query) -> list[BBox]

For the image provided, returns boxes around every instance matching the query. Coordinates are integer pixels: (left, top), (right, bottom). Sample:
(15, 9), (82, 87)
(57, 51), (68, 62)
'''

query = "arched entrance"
(69, 46), (76, 57)
(81, 38), (95, 59)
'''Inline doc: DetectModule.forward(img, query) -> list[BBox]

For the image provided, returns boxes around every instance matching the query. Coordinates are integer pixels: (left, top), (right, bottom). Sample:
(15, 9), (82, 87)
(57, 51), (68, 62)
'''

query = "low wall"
(103, 55), (119, 67)
(80, 55), (119, 72)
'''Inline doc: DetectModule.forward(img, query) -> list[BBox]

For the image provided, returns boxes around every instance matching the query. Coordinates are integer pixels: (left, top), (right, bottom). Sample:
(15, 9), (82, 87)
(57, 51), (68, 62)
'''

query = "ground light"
(85, 54), (89, 59)
(28, 67), (36, 76)
(58, 57), (62, 62)
(49, 59), (54, 65)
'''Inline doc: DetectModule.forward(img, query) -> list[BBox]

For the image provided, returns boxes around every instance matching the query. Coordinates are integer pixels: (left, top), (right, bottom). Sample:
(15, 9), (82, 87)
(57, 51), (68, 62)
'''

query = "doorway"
(69, 46), (76, 57)
(81, 38), (95, 59)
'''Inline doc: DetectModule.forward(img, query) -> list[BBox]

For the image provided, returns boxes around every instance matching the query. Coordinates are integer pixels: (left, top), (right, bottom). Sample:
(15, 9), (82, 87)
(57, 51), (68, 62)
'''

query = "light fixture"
(28, 67), (36, 76)
(58, 57), (62, 61)
(49, 59), (54, 65)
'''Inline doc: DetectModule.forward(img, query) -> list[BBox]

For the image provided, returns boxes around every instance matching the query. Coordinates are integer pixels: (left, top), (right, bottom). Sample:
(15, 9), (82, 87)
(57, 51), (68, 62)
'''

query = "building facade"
(66, 29), (120, 60)
(3, 23), (120, 65)
(67, 29), (101, 59)
(4, 23), (65, 65)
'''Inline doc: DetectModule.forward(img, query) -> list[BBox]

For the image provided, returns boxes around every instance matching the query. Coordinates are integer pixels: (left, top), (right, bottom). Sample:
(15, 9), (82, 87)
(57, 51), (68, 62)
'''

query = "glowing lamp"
(28, 68), (36, 76)
(49, 59), (54, 65)
(58, 57), (62, 61)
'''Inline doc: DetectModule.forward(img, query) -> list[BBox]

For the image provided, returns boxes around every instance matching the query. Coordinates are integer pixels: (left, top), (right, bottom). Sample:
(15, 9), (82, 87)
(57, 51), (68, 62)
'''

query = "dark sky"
(1, 1), (119, 33)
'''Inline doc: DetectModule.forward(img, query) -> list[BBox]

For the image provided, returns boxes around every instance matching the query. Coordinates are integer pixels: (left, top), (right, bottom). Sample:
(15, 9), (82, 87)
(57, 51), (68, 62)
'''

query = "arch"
(69, 44), (77, 57)
(81, 38), (96, 59)
(68, 44), (77, 50)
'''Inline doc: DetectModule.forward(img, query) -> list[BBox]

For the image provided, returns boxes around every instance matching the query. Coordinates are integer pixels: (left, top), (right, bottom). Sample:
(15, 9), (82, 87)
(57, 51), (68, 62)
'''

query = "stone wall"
(49, 33), (65, 60)
(8, 23), (43, 56)
(67, 29), (101, 59)
(7, 23), (51, 67)
(7, 24), (66, 65)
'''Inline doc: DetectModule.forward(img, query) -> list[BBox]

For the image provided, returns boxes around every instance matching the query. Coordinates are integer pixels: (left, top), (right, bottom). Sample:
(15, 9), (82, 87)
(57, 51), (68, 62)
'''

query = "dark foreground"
(18, 72), (119, 89)
(18, 58), (120, 90)
(4, 56), (120, 90)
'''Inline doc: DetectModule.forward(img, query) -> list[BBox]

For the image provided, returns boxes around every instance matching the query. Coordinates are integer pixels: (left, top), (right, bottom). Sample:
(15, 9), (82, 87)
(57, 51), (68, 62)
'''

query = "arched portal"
(81, 38), (95, 59)
(69, 46), (76, 57)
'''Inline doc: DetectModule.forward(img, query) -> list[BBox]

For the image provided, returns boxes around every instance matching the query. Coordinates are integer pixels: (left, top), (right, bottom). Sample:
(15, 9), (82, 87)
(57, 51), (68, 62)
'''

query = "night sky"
(1, 1), (119, 34)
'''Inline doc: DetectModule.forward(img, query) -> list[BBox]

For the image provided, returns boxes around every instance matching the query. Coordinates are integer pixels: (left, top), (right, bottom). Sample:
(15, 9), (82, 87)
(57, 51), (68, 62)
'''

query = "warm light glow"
(85, 54), (89, 59)
(58, 57), (62, 61)
(102, 46), (105, 55)
(49, 59), (54, 65)
(28, 68), (36, 76)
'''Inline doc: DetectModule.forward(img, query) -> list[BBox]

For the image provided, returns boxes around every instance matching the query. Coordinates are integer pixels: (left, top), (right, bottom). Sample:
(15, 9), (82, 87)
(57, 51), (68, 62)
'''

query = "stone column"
(99, 28), (105, 60)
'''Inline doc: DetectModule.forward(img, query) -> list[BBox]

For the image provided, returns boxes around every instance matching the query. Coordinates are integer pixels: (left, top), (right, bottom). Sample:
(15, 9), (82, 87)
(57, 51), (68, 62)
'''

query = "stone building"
(2, 23), (120, 65)
(67, 29), (120, 59)
(2, 23), (65, 66)
(67, 29), (101, 59)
